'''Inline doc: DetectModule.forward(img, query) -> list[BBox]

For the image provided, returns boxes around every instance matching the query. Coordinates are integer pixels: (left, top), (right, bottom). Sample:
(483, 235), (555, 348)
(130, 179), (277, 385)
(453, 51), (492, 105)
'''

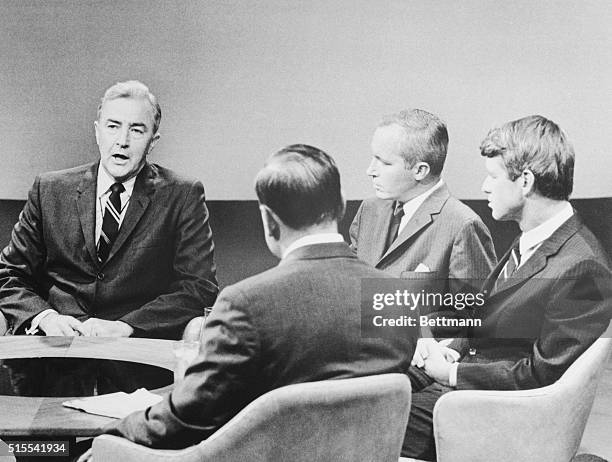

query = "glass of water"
(172, 340), (200, 384)
(172, 307), (213, 384)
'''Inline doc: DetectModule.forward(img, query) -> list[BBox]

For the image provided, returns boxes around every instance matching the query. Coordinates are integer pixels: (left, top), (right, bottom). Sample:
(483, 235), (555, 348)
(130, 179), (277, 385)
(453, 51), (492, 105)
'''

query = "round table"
(0, 336), (175, 437)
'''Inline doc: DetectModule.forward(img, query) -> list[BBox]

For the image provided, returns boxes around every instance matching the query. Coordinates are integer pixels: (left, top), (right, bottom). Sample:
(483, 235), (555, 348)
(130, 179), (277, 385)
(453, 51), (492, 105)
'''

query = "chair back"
(431, 336), (612, 462)
(93, 373), (412, 462)
(0, 439), (16, 462)
(197, 373), (411, 462)
(553, 336), (612, 455)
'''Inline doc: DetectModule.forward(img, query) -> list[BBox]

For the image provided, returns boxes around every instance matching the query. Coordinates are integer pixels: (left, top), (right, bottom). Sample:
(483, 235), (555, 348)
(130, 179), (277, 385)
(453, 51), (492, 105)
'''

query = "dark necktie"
(495, 241), (521, 289)
(97, 182), (125, 263)
(384, 201), (404, 253)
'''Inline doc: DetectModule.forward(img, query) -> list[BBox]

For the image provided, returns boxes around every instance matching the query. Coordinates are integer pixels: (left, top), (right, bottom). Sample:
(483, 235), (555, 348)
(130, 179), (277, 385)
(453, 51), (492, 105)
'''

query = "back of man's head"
(255, 144), (345, 230)
(480, 115), (574, 201)
(98, 80), (162, 134)
(379, 109), (449, 176)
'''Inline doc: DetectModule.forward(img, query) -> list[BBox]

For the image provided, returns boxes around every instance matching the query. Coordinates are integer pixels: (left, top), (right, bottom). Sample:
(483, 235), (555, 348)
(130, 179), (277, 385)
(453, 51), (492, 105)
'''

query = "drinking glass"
(172, 307), (213, 384)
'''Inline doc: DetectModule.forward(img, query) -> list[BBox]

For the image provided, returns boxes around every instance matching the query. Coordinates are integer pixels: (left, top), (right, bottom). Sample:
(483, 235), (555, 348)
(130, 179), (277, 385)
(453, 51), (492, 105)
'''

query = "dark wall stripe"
(0, 199), (610, 288)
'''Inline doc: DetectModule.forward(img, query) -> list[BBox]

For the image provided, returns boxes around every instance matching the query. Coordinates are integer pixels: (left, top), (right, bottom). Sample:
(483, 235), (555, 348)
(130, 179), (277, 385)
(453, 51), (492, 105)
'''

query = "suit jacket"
(0, 162), (218, 339)
(104, 242), (418, 449)
(453, 213), (612, 390)
(350, 185), (497, 335)
(350, 185), (496, 279)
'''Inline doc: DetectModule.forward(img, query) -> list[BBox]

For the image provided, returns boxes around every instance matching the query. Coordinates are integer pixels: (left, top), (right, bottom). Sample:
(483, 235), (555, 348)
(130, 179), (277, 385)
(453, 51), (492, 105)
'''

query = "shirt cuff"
(444, 347), (461, 363)
(26, 309), (58, 335)
(448, 362), (459, 387)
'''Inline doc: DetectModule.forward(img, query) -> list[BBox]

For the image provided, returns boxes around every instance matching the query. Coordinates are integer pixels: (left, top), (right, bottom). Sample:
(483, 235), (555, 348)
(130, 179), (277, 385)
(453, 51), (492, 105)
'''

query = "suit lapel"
(75, 163), (99, 265)
(104, 164), (155, 265)
(482, 237), (519, 295)
(489, 214), (581, 297)
(493, 250), (547, 295)
(370, 201), (395, 263)
(377, 185), (450, 266)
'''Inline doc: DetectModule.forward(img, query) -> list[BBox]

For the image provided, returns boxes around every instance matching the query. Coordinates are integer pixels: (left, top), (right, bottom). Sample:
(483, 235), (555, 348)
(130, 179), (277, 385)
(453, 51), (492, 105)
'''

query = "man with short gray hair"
(0, 80), (218, 339)
(350, 109), (496, 337)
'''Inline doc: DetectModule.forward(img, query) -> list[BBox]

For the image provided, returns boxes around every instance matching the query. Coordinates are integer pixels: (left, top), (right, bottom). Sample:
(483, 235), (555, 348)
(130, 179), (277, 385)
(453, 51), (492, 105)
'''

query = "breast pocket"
(399, 271), (445, 295)
(400, 270), (439, 280)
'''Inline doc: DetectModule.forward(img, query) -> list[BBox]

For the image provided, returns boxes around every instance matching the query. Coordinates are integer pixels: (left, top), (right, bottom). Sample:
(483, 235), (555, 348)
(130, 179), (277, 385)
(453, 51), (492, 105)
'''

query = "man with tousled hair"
(401, 115), (612, 460)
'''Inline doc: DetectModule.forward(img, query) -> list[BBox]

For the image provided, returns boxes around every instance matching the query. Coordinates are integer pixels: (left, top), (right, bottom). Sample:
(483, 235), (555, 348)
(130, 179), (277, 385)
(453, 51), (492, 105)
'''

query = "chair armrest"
(92, 435), (201, 462)
(433, 387), (578, 462)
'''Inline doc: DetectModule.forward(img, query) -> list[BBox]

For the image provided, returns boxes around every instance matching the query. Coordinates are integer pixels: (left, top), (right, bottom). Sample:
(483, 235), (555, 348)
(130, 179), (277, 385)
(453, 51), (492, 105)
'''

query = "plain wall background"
(1, 0), (611, 200)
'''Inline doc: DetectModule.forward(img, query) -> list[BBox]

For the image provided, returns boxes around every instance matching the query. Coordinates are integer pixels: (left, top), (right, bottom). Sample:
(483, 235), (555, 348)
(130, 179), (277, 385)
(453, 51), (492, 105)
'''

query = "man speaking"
(0, 80), (218, 339)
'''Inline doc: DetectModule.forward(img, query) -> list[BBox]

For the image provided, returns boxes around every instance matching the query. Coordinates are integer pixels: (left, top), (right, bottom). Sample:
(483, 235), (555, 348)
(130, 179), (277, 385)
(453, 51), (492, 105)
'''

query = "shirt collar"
(282, 233), (344, 259)
(519, 202), (574, 255)
(96, 162), (138, 199)
(401, 179), (444, 216)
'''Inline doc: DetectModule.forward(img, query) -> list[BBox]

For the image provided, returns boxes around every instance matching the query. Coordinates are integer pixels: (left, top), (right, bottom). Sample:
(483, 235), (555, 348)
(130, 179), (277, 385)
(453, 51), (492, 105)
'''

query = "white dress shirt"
(282, 233), (345, 260)
(94, 165), (137, 245)
(398, 179), (444, 234)
(26, 164), (138, 335)
(515, 202), (573, 269)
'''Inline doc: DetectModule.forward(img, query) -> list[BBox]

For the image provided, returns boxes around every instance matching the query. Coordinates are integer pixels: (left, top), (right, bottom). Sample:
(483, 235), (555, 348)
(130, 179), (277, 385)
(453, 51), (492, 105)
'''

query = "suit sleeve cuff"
(26, 309), (58, 335)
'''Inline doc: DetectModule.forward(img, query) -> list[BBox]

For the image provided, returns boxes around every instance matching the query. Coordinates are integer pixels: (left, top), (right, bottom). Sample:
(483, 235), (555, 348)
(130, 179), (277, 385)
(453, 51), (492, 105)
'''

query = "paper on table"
(62, 388), (163, 419)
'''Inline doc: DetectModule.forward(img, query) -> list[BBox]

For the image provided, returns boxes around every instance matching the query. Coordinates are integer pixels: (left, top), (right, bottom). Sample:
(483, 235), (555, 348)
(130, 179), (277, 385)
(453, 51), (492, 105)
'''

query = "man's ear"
(339, 190), (347, 224)
(521, 169), (536, 196)
(147, 132), (161, 155)
(412, 162), (431, 181)
(259, 205), (280, 240)
(94, 120), (100, 146)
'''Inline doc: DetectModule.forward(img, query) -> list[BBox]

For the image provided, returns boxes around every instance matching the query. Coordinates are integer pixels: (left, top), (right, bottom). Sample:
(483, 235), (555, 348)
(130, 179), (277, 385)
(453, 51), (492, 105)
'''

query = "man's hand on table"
(38, 312), (134, 337)
(77, 319), (134, 337)
(38, 312), (83, 336)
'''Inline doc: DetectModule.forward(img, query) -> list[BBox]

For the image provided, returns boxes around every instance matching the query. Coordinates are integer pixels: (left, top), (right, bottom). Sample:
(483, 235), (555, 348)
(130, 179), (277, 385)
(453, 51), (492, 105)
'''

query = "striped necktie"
(97, 182), (125, 263)
(496, 241), (521, 289)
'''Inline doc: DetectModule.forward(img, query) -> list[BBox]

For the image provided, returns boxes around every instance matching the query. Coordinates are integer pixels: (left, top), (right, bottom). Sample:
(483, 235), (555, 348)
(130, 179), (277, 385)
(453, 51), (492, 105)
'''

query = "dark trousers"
(402, 366), (454, 460)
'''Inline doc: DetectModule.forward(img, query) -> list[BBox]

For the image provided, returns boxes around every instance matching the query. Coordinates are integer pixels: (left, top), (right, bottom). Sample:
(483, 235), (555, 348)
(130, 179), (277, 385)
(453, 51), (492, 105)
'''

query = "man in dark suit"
(0, 81), (218, 339)
(350, 109), (496, 337)
(402, 115), (612, 459)
(87, 144), (417, 452)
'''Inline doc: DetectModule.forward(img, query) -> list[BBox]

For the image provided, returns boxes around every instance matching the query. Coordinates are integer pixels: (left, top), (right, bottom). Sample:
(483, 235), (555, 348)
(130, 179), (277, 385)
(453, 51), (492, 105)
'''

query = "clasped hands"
(411, 338), (459, 386)
(38, 313), (133, 337)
